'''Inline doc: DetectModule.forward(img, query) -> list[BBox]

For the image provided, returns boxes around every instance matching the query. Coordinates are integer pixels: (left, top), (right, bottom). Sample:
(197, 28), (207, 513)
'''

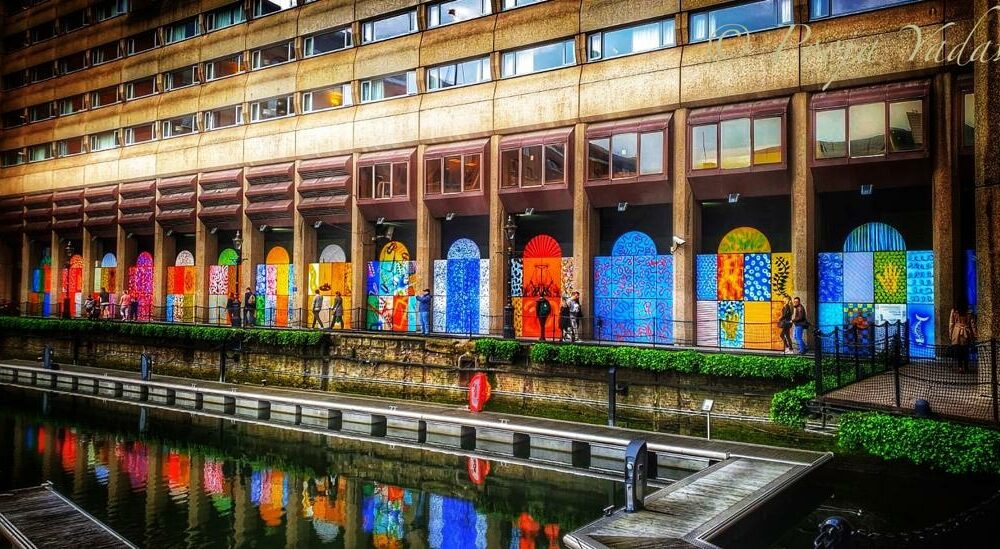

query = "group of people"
(309, 290), (346, 330)
(777, 296), (810, 354)
(533, 291), (582, 342)
(223, 287), (260, 328)
(81, 287), (140, 321)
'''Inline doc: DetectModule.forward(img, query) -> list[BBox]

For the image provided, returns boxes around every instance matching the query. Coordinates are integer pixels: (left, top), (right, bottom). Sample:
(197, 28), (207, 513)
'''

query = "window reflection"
(588, 139), (610, 179)
(963, 93), (975, 148)
(848, 102), (886, 157)
(691, 125), (718, 170)
(639, 132), (663, 174)
(815, 109), (846, 159)
(720, 118), (751, 169)
(888, 100), (923, 152)
(611, 133), (637, 178)
(753, 117), (782, 164)
(522, 146), (543, 187)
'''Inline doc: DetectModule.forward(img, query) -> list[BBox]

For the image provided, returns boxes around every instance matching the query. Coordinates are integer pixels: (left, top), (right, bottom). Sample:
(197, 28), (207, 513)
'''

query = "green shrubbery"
(769, 382), (816, 427)
(838, 412), (1000, 475)
(473, 338), (521, 362)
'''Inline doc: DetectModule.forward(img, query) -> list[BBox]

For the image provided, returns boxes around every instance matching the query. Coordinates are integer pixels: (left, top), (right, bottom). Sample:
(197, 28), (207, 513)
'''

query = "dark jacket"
(416, 293), (432, 312)
(332, 295), (343, 314)
(792, 304), (808, 327)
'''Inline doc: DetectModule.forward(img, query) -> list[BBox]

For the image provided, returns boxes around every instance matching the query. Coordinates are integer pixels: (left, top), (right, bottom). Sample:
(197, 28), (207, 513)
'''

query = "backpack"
(536, 299), (551, 316)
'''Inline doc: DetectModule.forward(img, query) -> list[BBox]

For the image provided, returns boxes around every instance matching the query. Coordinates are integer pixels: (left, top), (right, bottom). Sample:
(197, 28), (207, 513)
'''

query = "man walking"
(243, 287), (255, 327)
(311, 292), (325, 329)
(99, 287), (110, 319)
(416, 288), (432, 335)
(792, 296), (810, 354)
(331, 291), (344, 330)
(569, 291), (582, 343)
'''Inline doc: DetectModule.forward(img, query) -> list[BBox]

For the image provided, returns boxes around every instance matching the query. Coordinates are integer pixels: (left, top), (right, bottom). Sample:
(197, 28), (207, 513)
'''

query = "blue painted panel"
(843, 222), (906, 252)
(594, 297), (612, 340)
(818, 253), (843, 303)
(907, 303), (935, 358)
(696, 254), (718, 301)
(593, 257), (612, 299)
(843, 252), (874, 303)
(717, 301), (744, 348)
(966, 249), (977, 313)
(743, 253), (771, 301)
(612, 230), (657, 256)
(906, 250), (934, 305)
(633, 256), (657, 299)
(611, 256), (634, 299)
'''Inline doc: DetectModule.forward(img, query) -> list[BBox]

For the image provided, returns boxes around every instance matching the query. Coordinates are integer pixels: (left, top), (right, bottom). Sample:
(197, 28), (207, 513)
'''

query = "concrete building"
(0, 0), (996, 349)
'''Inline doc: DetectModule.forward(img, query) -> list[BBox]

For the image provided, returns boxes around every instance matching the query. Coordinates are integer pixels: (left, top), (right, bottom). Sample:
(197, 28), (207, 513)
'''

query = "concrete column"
(932, 73), (958, 345)
(241, 214), (263, 310)
(50, 231), (64, 316)
(19, 234), (31, 308)
(350, 153), (373, 329)
(293, 164), (313, 327)
(488, 136), (507, 335)
(415, 145), (441, 309)
(672, 108), (699, 346)
(232, 469), (258, 547)
(194, 219), (217, 323)
(0, 238), (13, 301)
(81, 228), (95, 300)
(116, 226), (137, 297)
(790, 92), (816, 323)
(153, 224), (176, 320)
(572, 123), (597, 339)
(144, 443), (167, 545)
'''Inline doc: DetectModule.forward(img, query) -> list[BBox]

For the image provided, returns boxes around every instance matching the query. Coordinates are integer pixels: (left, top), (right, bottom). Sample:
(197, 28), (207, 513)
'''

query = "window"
(164, 65), (198, 90)
(815, 109), (846, 159)
(95, 0), (129, 22)
(719, 118), (750, 169)
(251, 41), (294, 69)
(427, 0), (490, 27)
(427, 57), (490, 91)
(125, 76), (157, 99)
(302, 84), (352, 112)
(2, 71), (26, 90)
(501, 142), (566, 188)
(58, 52), (88, 74)
(359, 162), (409, 199)
(29, 21), (55, 43)
(588, 18), (675, 61)
(59, 10), (88, 33)
(691, 125), (718, 170)
(810, 0), (916, 19)
(162, 114), (196, 138)
(59, 94), (86, 116)
(124, 123), (155, 145)
(425, 153), (482, 194)
(250, 96), (294, 121)
(689, 0), (793, 42)
(888, 100), (923, 152)
(126, 29), (158, 54)
(29, 62), (55, 82)
(253, 0), (296, 18)
(204, 105), (243, 130)
(2, 33), (28, 53)
(90, 131), (119, 151)
(752, 117), (782, 164)
(205, 54), (243, 80)
(57, 138), (84, 157)
(361, 10), (417, 44)
(962, 92), (975, 148)
(691, 107), (784, 171)
(360, 71), (417, 102)
(28, 102), (54, 122)
(28, 143), (52, 162)
(91, 41), (121, 65)
(848, 103), (885, 157)
(206, 2), (246, 31)
(501, 39), (576, 77)
(1, 149), (24, 167)
(587, 127), (666, 180)
(2, 110), (25, 128)
(164, 17), (199, 44)
(503, 0), (546, 8)
(90, 85), (120, 108)
(303, 27), (352, 56)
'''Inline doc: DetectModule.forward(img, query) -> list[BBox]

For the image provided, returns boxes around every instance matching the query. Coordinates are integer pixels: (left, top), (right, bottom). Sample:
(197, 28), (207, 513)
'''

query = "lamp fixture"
(232, 230), (242, 252)
(209, 227), (218, 235)
(445, 212), (455, 221)
(860, 184), (874, 196)
(727, 193), (740, 204)
(258, 224), (269, 232)
(313, 220), (323, 229)
(165, 229), (174, 237)
(617, 201), (628, 213)
(126, 232), (134, 239)
(376, 217), (386, 225)
(503, 215), (517, 248)
(523, 207), (534, 216)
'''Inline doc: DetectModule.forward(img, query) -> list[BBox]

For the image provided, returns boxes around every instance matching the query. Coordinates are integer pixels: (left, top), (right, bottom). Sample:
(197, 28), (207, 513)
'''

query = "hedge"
(769, 382), (816, 427)
(838, 412), (1000, 475)
(0, 317), (324, 347)
(473, 338), (520, 362)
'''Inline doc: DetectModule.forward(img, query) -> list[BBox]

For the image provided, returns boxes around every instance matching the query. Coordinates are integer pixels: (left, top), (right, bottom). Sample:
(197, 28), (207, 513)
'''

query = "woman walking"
(949, 302), (977, 373)
(119, 290), (130, 321)
(778, 297), (794, 354)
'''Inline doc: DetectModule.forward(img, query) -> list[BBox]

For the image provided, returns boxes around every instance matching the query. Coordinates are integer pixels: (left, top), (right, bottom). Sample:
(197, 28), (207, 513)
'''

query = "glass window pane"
(507, 40), (575, 76)
(720, 118), (751, 169)
(849, 102), (886, 157)
(430, 0), (488, 27)
(305, 85), (347, 111)
(753, 116), (782, 164)
(501, 149), (519, 188)
(392, 163), (408, 197)
(306, 28), (351, 55)
(611, 133), (638, 178)
(463, 154), (481, 191)
(588, 138), (610, 180)
(521, 146), (543, 187)
(639, 131), (664, 174)
(691, 124), (718, 170)
(963, 93), (975, 147)
(544, 144), (565, 183)
(375, 164), (392, 198)
(425, 158), (442, 194)
(705, 0), (785, 38)
(444, 156), (463, 193)
(601, 21), (664, 60)
(888, 99), (923, 152)
(829, 0), (913, 17)
(366, 11), (416, 43)
(815, 109), (846, 159)
(359, 166), (373, 198)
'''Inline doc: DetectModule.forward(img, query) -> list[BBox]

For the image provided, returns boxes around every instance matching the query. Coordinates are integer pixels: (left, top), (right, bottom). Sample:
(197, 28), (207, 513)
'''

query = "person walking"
(949, 302), (977, 373)
(791, 296), (809, 354)
(84, 295), (96, 320)
(778, 296), (794, 354)
(226, 293), (241, 328)
(119, 290), (130, 321)
(99, 287), (110, 319)
(535, 291), (552, 341)
(570, 291), (582, 343)
(558, 295), (571, 342)
(243, 287), (255, 327)
(331, 291), (344, 330)
(129, 293), (139, 322)
(416, 289), (432, 335)
(311, 292), (325, 329)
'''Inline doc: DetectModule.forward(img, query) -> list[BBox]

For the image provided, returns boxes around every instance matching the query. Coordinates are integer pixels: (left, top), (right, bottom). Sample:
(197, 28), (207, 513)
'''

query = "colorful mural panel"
(127, 252), (154, 321)
(28, 247), (52, 316)
(256, 246), (296, 327)
(513, 235), (573, 339)
(592, 231), (673, 343)
(166, 250), (196, 323)
(59, 254), (83, 317)
(366, 241), (418, 332)
(208, 248), (239, 324)
(307, 244), (352, 329)
(432, 239), (490, 335)
(94, 252), (117, 317)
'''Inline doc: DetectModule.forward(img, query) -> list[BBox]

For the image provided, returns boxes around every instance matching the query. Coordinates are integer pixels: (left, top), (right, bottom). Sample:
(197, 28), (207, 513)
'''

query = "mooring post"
(992, 338), (999, 425)
(139, 353), (152, 381)
(608, 366), (617, 427)
(218, 341), (227, 383)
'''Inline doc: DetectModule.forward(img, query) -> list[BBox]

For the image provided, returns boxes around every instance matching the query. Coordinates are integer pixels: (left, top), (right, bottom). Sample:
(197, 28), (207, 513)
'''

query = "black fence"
(815, 321), (1000, 425)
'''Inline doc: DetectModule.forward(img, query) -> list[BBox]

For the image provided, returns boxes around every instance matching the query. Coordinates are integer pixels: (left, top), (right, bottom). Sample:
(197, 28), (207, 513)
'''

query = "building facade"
(0, 0), (996, 348)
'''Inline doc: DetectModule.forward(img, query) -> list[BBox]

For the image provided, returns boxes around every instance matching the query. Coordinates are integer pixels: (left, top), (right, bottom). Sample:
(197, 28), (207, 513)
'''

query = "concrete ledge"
(299, 406), (342, 430)
(97, 380), (122, 398)
(202, 394), (236, 414)
(386, 417), (425, 442)
(235, 398), (270, 420)
(173, 390), (199, 409)
(475, 428), (530, 458)
(425, 422), (476, 450)
(148, 387), (176, 405)
(121, 383), (146, 402)
(77, 377), (97, 394)
(531, 437), (591, 468)
(36, 372), (55, 389)
(55, 374), (77, 391)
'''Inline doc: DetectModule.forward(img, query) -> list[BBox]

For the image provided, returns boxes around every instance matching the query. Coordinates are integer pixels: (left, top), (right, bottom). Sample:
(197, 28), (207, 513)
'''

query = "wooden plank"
(0, 484), (136, 549)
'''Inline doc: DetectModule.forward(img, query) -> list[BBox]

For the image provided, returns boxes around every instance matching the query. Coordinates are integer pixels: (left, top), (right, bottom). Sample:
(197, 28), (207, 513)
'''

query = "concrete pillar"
(232, 469), (258, 547)
(153, 224), (176, 320)
(284, 475), (309, 548)
(416, 145), (441, 312)
(672, 108), (699, 346)
(293, 164), (314, 328)
(194, 219), (217, 323)
(974, 0), (1000, 341)
(19, 234), (31, 308)
(50, 231), (64, 316)
(488, 136), (507, 335)
(0, 238), (13, 301)
(932, 73), (958, 345)
(350, 153), (373, 329)
(81, 228), (95, 301)
(572, 123), (597, 339)
(790, 92), (816, 324)
(116, 226), (137, 297)
(144, 443), (167, 544)
(241, 214), (263, 312)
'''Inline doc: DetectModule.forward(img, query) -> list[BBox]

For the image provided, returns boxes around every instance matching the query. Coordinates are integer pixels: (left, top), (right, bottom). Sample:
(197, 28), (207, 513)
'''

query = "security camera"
(670, 235), (686, 254)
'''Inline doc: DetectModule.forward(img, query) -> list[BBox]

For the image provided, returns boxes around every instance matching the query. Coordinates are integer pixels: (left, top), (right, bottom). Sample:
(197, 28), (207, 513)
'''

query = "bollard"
(624, 439), (648, 513)
(813, 516), (852, 549)
(607, 367), (629, 427)
(41, 345), (54, 370)
(139, 353), (152, 381)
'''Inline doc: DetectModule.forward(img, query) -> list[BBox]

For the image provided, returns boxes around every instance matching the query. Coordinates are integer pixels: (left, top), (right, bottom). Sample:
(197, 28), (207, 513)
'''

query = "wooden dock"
(0, 483), (137, 549)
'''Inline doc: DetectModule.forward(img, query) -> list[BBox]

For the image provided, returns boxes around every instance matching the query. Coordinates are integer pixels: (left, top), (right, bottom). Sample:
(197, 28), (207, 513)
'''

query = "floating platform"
(0, 483), (137, 549)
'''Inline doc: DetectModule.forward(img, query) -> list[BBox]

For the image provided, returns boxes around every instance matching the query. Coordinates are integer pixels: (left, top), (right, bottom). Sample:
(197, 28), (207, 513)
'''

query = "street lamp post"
(232, 230), (243, 326)
(62, 240), (73, 319)
(502, 215), (517, 339)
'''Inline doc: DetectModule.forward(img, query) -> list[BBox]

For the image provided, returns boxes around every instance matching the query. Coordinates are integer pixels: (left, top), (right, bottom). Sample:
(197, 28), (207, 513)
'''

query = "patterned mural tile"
(478, 260), (490, 334)
(593, 257), (612, 299)
(770, 253), (793, 302)
(744, 301), (772, 350)
(906, 251), (934, 305)
(696, 301), (719, 347)
(561, 257), (576, 295)
(656, 255), (672, 297)
(743, 253), (772, 302)
(843, 252), (874, 303)
(510, 258), (523, 297)
(654, 299), (673, 344)
(770, 301), (786, 351)
(818, 253), (843, 303)
(717, 254), (744, 301)
(612, 256), (634, 299)
(874, 251), (907, 304)
(717, 300), (744, 348)
(594, 297), (612, 340)
(696, 255), (718, 301)
(907, 303), (935, 358)
(512, 297), (523, 336)
(633, 256), (657, 299)
(818, 303), (844, 333)
(612, 230), (658, 256)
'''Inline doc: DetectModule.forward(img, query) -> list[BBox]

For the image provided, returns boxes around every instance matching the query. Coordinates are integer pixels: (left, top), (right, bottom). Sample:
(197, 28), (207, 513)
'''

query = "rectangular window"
(588, 18), (675, 61)
(639, 131), (664, 175)
(125, 76), (157, 99)
(588, 139), (610, 180)
(962, 93), (975, 148)
(164, 17), (199, 44)
(28, 102), (54, 122)
(162, 114), (196, 138)
(503, 0), (546, 9)
(611, 133), (638, 178)
(90, 131), (119, 151)
(2, 110), (25, 128)
(253, 0), (296, 17)
(425, 153), (482, 194)
(126, 29), (158, 54)
(58, 52), (88, 74)
(59, 94), (86, 116)
(303, 27), (352, 56)
(427, 0), (490, 27)
(501, 142), (566, 187)
(60, 9), (88, 33)
(848, 102), (886, 158)
(204, 105), (243, 130)
(204, 54), (243, 80)
(1, 149), (25, 167)
(360, 71), (417, 102)
(205, 2), (246, 31)
(95, 0), (129, 22)
(501, 39), (576, 77)
(361, 10), (418, 44)
(689, 0), (793, 42)
(251, 41), (295, 69)
(888, 99), (924, 152)
(29, 63), (55, 82)
(691, 125), (718, 170)
(720, 118), (751, 169)
(164, 65), (198, 90)
(815, 109), (846, 159)
(810, 0), (916, 20)
(29, 21), (55, 43)
(359, 162), (409, 199)
(124, 123), (156, 145)
(57, 138), (85, 157)
(427, 57), (490, 91)
(28, 143), (52, 162)
(753, 117), (782, 164)
(302, 84), (352, 112)
(250, 96), (294, 122)
(2, 33), (28, 53)
(91, 41), (121, 65)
